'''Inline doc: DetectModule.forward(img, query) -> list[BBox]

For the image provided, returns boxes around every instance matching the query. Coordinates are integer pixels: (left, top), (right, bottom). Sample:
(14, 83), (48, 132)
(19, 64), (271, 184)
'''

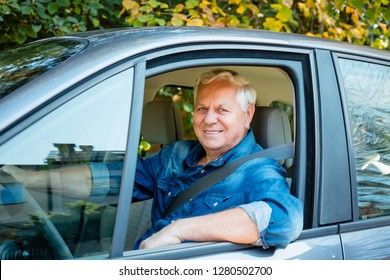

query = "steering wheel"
(0, 170), (73, 259)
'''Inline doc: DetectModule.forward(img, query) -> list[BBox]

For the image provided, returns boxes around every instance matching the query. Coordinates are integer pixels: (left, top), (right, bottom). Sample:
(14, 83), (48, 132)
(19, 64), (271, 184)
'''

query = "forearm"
(1, 165), (93, 199)
(176, 208), (258, 243)
(47, 165), (93, 199)
(140, 207), (259, 249)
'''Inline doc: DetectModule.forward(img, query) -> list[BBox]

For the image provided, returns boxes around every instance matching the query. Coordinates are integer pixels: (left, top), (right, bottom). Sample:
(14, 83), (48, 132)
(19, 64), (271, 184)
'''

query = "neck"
(197, 153), (222, 166)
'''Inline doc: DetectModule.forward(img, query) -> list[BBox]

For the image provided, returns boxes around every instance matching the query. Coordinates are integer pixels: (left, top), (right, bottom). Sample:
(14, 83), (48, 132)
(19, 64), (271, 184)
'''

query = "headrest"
(251, 106), (292, 167)
(141, 100), (183, 146)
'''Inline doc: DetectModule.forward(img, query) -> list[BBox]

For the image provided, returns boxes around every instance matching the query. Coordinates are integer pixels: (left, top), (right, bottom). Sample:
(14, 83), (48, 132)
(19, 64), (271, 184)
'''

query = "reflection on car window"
(0, 69), (133, 259)
(0, 39), (87, 100)
(339, 59), (390, 219)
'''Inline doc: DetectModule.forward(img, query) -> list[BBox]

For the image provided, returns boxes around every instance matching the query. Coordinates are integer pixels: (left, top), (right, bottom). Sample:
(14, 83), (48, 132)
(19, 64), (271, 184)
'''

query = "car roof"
(0, 26), (389, 132)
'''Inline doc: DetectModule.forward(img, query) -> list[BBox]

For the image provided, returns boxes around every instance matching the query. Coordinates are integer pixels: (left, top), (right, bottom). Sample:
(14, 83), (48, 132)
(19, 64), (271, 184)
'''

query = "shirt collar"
(185, 129), (259, 168)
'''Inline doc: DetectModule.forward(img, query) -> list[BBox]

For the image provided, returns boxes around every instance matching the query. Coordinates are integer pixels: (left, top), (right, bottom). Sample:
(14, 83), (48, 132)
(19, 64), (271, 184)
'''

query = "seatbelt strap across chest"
(162, 142), (294, 219)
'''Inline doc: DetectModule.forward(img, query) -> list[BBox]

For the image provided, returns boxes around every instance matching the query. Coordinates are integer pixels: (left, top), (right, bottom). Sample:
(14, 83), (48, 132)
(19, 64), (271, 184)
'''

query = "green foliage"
(1, 1), (388, 50)
(157, 85), (196, 140)
(118, 0), (389, 49)
(0, 0), (125, 50)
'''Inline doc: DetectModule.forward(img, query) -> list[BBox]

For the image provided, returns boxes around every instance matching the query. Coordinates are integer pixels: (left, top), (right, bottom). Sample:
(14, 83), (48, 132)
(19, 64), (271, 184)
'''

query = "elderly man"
(2, 69), (303, 250)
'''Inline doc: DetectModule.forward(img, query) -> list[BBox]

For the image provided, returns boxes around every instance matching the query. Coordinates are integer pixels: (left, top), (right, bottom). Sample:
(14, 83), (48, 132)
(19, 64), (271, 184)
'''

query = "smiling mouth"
(204, 130), (222, 135)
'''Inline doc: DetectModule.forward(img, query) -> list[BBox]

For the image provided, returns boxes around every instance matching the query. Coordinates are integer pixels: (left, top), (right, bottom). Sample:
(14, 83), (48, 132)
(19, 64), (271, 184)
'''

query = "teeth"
(205, 130), (220, 134)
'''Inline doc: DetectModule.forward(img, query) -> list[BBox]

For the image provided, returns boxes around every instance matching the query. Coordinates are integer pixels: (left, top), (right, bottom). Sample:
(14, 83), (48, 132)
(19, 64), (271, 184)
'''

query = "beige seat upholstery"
(141, 100), (184, 146)
(251, 106), (293, 168)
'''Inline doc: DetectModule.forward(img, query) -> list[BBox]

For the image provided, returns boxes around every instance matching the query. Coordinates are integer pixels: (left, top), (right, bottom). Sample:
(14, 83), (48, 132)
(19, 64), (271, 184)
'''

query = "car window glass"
(0, 69), (133, 259)
(338, 58), (390, 219)
(0, 40), (87, 100)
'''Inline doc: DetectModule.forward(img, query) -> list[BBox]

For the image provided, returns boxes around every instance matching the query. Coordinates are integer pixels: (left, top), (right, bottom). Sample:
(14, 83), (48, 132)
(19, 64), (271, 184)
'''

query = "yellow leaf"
(187, 19), (204, 26)
(345, 6), (355, 14)
(378, 22), (387, 33)
(248, 4), (259, 15)
(174, 4), (185, 13)
(201, 0), (211, 7)
(350, 28), (363, 39)
(228, 17), (240, 27)
(122, 0), (137, 10)
(229, 0), (241, 5)
(171, 15), (185, 26)
(236, 4), (246, 14)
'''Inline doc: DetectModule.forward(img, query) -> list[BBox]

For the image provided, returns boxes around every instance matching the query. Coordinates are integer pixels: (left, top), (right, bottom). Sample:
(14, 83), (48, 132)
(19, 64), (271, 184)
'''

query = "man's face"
(193, 79), (254, 161)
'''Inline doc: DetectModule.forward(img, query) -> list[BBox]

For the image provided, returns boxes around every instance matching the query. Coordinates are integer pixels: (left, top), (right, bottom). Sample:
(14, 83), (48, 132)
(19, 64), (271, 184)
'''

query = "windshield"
(0, 39), (87, 100)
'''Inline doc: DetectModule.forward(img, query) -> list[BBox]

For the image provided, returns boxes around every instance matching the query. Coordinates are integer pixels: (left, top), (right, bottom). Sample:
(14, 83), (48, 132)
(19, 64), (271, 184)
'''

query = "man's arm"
(1, 165), (93, 199)
(139, 207), (259, 249)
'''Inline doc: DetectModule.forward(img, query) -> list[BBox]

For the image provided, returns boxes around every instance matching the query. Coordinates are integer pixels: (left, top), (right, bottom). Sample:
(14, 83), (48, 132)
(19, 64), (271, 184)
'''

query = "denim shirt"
(90, 130), (303, 249)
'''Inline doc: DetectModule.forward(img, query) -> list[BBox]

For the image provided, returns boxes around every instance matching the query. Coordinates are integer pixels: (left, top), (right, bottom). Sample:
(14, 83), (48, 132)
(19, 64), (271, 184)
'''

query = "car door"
(0, 56), (135, 259)
(111, 42), (345, 260)
(334, 53), (390, 260)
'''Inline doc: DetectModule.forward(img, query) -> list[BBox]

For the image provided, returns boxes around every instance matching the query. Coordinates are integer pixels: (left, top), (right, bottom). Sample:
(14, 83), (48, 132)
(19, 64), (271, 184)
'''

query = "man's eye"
(197, 107), (207, 112)
(218, 108), (228, 113)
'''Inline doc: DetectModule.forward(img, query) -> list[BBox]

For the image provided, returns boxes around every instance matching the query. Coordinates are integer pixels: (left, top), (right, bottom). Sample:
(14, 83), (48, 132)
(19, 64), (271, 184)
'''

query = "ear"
(245, 104), (255, 129)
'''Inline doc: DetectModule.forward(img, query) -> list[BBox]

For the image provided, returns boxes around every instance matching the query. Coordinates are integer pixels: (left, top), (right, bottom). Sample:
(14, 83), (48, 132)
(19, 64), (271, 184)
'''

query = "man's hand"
(139, 221), (184, 249)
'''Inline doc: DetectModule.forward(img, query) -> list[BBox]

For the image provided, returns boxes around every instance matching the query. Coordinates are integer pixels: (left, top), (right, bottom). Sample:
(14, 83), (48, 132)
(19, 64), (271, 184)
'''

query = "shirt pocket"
(203, 194), (235, 210)
(156, 181), (182, 204)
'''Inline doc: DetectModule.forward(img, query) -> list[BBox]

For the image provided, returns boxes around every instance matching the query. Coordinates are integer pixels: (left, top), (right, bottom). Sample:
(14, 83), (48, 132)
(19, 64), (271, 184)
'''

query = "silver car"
(0, 27), (389, 260)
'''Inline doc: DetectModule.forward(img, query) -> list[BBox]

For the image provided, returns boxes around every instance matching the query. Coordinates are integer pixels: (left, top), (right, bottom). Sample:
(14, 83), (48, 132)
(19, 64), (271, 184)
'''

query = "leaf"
(236, 4), (246, 14)
(35, 4), (51, 19)
(89, 16), (100, 27)
(171, 15), (185, 26)
(9, 2), (21, 10)
(15, 27), (27, 44)
(137, 14), (154, 23)
(383, 6), (390, 20)
(122, 0), (137, 10)
(32, 24), (42, 33)
(26, 25), (38, 38)
(149, 0), (162, 9)
(155, 18), (166, 26)
(185, 0), (199, 10)
(187, 18), (203, 26)
(21, 5), (32, 15)
(47, 2), (59, 15)
(229, 16), (240, 27)
(276, 5), (292, 23)
(59, 25), (70, 33)
(349, 0), (366, 10)
(67, 16), (79, 23)
(56, 0), (71, 7)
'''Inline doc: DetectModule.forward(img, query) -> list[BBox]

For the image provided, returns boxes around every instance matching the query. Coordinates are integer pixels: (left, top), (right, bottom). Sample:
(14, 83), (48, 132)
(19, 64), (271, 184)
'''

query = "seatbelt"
(162, 142), (294, 219)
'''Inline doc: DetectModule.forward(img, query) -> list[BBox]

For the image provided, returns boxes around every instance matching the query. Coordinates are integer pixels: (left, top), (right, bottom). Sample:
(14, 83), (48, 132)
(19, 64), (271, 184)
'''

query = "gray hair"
(193, 69), (257, 112)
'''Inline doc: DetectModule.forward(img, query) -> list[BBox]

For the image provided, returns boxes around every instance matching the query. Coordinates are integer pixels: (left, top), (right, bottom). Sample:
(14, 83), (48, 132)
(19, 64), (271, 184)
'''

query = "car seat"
(251, 106), (293, 166)
(250, 106), (293, 188)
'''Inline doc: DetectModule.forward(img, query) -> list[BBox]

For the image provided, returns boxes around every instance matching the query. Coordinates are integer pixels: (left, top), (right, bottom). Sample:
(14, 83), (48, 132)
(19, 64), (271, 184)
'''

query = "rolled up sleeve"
(239, 201), (272, 248)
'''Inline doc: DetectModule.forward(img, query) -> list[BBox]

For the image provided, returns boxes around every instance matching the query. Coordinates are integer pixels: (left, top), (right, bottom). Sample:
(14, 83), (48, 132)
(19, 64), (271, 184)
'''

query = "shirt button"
(200, 169), (205, 174)
(168, 191), (171, 197)
(189, 197), (194, 202)
(213, 202), (218, 207)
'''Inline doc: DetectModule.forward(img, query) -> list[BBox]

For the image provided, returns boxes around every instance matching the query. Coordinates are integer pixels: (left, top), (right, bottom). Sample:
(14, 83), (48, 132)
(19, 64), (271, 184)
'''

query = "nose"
(204, 109), (218, 125)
